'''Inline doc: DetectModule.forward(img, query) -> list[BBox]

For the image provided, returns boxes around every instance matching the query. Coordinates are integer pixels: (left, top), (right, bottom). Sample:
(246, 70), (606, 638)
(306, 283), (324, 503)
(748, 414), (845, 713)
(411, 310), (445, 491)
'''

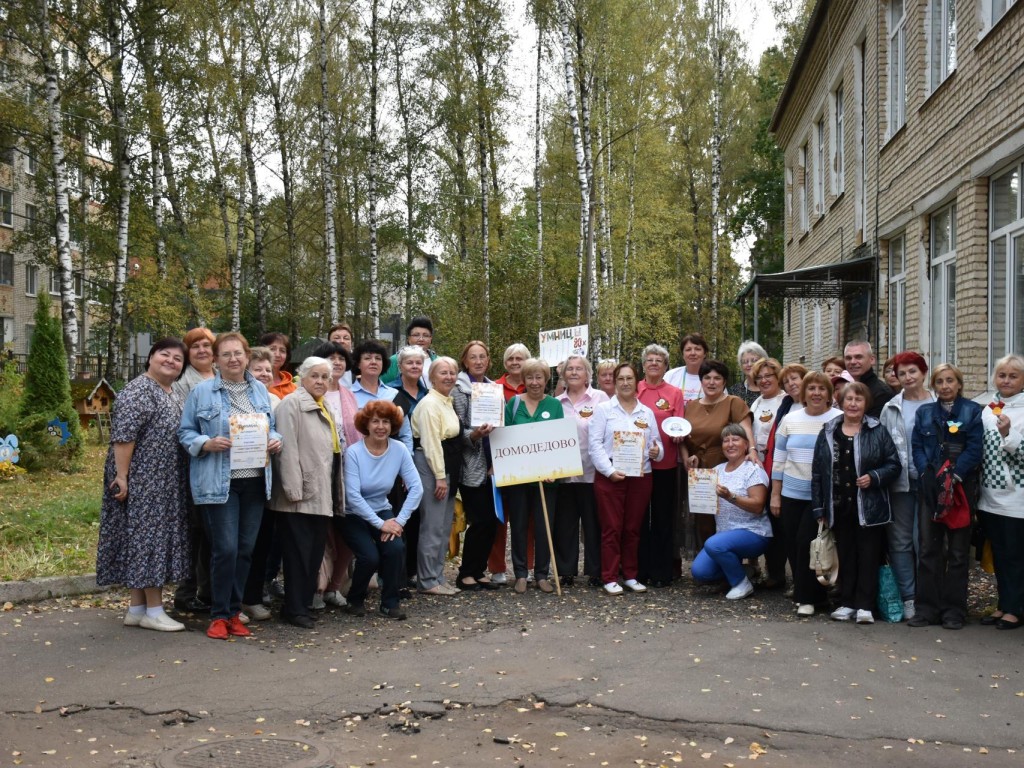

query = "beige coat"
(270, 387), (344, 516)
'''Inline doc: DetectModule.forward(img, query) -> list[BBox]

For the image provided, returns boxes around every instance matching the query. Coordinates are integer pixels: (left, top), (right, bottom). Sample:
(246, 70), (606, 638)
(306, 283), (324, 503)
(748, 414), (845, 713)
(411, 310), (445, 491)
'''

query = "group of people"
(96, 316), (1024, 639)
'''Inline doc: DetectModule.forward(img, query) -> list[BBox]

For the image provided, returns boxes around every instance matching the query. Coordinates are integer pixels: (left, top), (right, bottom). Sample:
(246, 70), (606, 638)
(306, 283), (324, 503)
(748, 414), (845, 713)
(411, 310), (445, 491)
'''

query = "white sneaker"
(856, 609), (875, 624)
(139, 612), (185, 632)
(603, 582), (624, 595)
(489, 572), (508, 584)
(623, 579), (647, 593)
(796, 604), (815, 617)
(831, 606), (855, 621)
(323, 590), (347, 608)
(310, 593), (327, 611)
(902, 600), (915, 621)
(123, 611), (144, 627)
(241, 603), (272, 621)
(236, 611), (250, 624)
(726, 578), (754, 600)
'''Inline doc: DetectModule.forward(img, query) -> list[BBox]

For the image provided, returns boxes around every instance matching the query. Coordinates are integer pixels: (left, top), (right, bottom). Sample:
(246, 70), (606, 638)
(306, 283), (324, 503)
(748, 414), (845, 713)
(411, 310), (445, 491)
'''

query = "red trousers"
(594, 472), (653, 584)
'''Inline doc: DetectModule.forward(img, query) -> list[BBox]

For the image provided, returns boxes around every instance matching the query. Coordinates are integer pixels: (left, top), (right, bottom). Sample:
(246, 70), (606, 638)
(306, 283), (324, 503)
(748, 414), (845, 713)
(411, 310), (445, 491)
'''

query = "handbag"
(809, 519), (838, 587)
(876, 564), (903, 622)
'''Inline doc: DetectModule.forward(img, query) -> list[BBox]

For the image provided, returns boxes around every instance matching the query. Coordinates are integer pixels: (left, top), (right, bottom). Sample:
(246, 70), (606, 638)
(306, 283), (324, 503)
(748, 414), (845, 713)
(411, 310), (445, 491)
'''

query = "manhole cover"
(159, 737), (331, 768)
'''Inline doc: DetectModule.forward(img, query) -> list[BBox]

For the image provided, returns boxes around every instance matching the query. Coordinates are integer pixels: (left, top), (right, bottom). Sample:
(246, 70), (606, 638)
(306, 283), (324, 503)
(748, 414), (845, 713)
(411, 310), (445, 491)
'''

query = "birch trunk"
(470, 15), (491, 345)
(319, 0), (339, 323)
(534, 23), (544, 327)
(151, 141), (166, 279)
(575, 18), (597, 327)
(233, 162), (246, 332)
(367, 0), (381, 337)
(709, 0), (723, 329)
(393, 31), (415, 320)
(201, 99), (235, 330)
(40, 0), (77, 375)
(105, 0), (130, 381)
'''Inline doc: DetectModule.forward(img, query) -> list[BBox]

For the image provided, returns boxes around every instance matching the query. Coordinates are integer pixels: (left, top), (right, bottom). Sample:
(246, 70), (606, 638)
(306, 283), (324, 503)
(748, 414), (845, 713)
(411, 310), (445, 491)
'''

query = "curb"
(0, 574), (109, 605)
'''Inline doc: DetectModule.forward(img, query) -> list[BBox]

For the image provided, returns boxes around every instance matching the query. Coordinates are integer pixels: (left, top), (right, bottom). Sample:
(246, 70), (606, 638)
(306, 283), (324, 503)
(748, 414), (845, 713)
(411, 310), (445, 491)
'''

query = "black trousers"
(278, 513), (329, 621)
(982, 510), (1024, 617)
(244, 507), (277, 606)
(553, 482), (600, 579)
(764, 511), (787, 583)
(915, 472), (971, 623)
(341, 512), (405, 611)
(638, 468), (677, 583)
(780, 496), (827, 606)
(505, 483), (555, 579)
(174, 494), (211, 603)
(389, 479), (419, 585)
(832, 506), (886, 612)
(458, 482), (498, 581)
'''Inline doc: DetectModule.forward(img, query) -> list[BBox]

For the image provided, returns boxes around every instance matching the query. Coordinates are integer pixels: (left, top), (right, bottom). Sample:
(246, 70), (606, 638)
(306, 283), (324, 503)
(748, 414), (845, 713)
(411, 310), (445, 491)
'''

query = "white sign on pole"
(538, 324), (589, 367)
(489, 418), (584, 487)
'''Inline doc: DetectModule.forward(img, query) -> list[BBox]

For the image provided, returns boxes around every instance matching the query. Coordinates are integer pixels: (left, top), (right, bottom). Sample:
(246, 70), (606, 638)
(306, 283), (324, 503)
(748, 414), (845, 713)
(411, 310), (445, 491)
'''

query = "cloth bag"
(876, 564), (904, 622)
(809, 519), (838, 586)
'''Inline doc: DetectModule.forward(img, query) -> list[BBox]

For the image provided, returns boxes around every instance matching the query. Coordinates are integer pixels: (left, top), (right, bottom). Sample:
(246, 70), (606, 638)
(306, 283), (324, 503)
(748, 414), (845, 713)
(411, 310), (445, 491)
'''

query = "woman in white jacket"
(978, 354), (1024, 630)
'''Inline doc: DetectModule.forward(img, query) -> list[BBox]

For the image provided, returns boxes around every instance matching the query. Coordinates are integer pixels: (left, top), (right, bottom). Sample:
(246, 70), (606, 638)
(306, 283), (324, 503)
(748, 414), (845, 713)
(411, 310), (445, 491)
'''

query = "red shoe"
(227, 614), (251, 637)
(206, 618), (229, 640)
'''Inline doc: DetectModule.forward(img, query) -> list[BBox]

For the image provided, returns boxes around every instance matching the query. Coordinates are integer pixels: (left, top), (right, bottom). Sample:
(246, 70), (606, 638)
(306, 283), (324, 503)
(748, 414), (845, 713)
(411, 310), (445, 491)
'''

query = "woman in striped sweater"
(770, 371), (842, 617)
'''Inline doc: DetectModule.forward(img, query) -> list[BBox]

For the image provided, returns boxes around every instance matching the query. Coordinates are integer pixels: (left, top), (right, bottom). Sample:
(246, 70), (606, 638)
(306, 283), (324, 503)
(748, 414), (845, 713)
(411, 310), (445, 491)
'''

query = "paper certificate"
(687, 468), (719, 515)
(470, 382), (505, 427)
(229, 412), (269, 470)
(612, 430), (645, 477)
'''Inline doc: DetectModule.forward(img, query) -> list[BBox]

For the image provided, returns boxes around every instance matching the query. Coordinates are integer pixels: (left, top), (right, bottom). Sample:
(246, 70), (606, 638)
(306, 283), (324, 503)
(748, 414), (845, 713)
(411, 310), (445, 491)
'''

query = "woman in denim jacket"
(179, 332), (282, 640)
(909, 363), (982, 630)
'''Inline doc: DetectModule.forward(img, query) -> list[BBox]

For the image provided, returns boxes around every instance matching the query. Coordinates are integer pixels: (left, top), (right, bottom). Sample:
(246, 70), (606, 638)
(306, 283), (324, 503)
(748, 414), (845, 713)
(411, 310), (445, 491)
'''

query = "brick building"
(743, 0), (1022, 395)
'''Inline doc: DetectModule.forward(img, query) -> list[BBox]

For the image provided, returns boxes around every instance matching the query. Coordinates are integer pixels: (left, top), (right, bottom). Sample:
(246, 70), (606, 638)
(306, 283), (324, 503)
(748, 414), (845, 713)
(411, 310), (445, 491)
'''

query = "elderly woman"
(387, 345), (429, 414)
(247, 348), (282, 411)
(450, 341), (501, 590)
(728, 340), (769, 407)
(327, 323), (354, 387)
(260, 332), (296, 399)
(813, 383), (900, 624)
(269, 357), (344, 628)
(770, 371), (841, 617)
(666, 333), (709, 402)
(691, 424), (771, 600)
(98, 338), (190, 632)
(171, 327), (217, 615)
(821, 356), (845, 380)
(978, 354), (1024, 630)
(637, 344), (685, 587)
(343, 400), (424, 619)
(503, 357), (564, 593)
(883, 356), (902, 393)
(555, 353), (610, 587)
(351, 340), (413, 452)
(910, 363), (983, 629)
(595, 359), (617, 398)
(589, 362), (664, 594)
(878, 351), (933, 620)
(179, 332), (282, 640)
(749, 358), (785, 462)
(411, 357), (463, 595)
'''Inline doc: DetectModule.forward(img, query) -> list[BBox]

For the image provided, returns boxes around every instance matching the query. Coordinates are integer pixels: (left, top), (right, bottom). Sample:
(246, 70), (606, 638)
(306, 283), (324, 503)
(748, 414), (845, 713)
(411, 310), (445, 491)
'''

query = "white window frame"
(927, 0), (957, 93)
(982, 0), (1018, 35)
(25, 263), (38, 296)
(48, 269), (61, 296)
(854, 41), (867, 239)
(24, 203), (37, 230)
(0, 252), (12, 286)
(888, 235), (907, 353)
(25, 150), (37, 175)
(785, 165), (793, 238)
(0, 188), (12, 227)
(831, 82), (846, 196)
(887, 1), (907, 138)
(989, 160), (1024, 371)
(930, 203), (957, 368)
(798, 143), (809, 232)
(815, 115), (826, 215)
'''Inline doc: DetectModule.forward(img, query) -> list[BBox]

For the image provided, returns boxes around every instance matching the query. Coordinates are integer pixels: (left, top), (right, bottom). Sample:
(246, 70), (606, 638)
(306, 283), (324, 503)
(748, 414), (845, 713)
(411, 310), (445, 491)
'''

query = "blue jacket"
(178, 371), (281, 504)
(911, 396), (983, 480)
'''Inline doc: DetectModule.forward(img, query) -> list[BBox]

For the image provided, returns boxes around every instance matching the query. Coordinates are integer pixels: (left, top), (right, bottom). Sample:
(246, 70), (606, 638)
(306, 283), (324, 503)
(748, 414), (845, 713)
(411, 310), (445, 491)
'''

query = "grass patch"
(0, 442), (106, 582)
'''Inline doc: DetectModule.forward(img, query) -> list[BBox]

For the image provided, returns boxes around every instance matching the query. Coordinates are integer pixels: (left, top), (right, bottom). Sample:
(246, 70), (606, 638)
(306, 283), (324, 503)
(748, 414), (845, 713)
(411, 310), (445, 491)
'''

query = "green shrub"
(0, 353), (23, 436)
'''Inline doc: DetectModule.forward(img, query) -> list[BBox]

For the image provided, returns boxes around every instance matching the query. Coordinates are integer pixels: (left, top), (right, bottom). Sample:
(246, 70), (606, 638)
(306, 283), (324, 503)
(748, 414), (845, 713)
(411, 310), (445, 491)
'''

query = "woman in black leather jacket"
(812, 382), (901, 624)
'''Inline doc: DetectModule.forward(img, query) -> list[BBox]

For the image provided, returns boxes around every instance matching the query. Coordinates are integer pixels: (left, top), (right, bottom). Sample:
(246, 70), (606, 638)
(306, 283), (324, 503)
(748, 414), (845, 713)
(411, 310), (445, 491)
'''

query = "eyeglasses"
(218, 351), (246, 359)
(409, 332), (432, 340)
(755, 374), (777, 382)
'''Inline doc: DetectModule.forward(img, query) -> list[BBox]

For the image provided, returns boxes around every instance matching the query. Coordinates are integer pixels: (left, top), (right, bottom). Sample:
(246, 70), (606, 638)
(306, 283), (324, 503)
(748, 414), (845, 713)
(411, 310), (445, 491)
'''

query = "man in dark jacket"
(844, 340), (893, 418)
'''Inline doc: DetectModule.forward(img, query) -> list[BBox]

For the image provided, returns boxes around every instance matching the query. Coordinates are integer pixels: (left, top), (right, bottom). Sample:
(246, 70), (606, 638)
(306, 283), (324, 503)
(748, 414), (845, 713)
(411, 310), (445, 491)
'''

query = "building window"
(785, 165), (793, 237)
(49, 269), (61, 295)
(887, 0), (907, 137)
(0, 317), (12, 347)
(888, 235), (906, 353)
(815, 116), (826, 215)
(927, 0), (956, 92)
(990, 161), (1024, 367)
(0, 189), (12, 227)
(24, 203), (37, 231)
(984, 0), (1018, 33)
(25, 150), (37, 175)
(930, 203), (957, 368)
(26, 264), (38, 296)
(0, 252), (12, 286)
(24, 324), (34, 352)
(854, 41), (867, 239)
(798, 143), (808, 232)
(832, 83), (845, 195)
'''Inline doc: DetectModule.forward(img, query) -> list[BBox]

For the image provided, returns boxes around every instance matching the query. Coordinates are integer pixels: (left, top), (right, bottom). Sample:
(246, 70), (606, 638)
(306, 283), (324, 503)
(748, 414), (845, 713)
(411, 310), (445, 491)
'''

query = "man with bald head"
(843, 340), (893, 417)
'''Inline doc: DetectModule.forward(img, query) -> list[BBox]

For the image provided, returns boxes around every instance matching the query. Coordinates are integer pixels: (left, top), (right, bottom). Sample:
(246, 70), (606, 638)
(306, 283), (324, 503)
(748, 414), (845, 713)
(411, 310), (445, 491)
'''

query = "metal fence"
(5, 353), (147, 383)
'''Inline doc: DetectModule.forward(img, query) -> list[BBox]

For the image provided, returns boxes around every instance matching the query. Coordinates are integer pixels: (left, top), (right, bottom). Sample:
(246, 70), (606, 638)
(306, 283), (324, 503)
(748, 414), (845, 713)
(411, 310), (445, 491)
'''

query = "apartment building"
(745, 0), (1021, 394)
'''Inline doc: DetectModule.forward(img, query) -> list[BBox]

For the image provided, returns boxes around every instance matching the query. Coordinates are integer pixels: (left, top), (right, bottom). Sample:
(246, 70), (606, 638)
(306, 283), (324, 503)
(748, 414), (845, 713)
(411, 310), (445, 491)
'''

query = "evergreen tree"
(17, 293), (84, 471)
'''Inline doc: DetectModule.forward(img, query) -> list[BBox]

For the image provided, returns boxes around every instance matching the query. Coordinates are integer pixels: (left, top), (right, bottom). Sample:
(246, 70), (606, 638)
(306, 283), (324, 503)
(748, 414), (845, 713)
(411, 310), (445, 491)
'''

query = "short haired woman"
(728, 341), (769, 407)
(665, 333), (709, 402)
(343, 400), (424, 619)
(98, 338), (190, 632)
(173, 327), (217, 400)
(352, 340), (413, 452)
(595, 359), (617, 398)
(259, 332), (296, 399)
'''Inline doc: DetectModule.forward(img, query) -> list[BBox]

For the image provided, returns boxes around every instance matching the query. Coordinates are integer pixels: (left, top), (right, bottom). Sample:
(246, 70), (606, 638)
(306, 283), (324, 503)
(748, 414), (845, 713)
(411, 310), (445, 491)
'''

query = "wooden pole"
(537, 480), (561, 596)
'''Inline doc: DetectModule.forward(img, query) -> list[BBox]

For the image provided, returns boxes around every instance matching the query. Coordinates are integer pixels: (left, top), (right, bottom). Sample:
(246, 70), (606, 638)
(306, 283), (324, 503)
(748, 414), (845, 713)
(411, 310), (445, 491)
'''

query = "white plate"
(661, 417), (692, 438)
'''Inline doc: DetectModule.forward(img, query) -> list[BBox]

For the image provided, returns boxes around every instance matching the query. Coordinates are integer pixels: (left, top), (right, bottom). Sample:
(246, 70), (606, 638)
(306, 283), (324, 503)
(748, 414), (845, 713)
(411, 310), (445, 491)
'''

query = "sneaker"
(902, 600), (915, 621)
(236, 611), (250, 624)
(831, 606), (855, 621)
(623, 579), (647, 593)
(796, 604), (815, 617)
(856, 609), (875, 624)
(227, 614), (251, 637)
(380, 606), (408, 620)
(341, 603), (366, 617)
(207, 618), (229, 640)
(139, 612), (185, 632)
(123, 611), (144, 627)
(725, 578), (754, 600)
(241, 603), (272, 621)
(310, 593), (326, 611)
(603, 582), (624, 595)
(489, 573), (508, 585)
(323, 590), (347, 608)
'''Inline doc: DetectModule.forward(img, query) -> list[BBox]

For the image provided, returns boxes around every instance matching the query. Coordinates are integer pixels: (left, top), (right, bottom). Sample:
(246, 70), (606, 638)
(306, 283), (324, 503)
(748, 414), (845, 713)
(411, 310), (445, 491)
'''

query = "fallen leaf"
(749, 742), (767, 755)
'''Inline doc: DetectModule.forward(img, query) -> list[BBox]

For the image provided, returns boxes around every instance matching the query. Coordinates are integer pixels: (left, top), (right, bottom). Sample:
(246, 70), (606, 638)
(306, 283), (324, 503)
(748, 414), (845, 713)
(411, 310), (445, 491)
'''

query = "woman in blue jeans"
(179, 332), (282, 640)
(692, 423), (772, 600)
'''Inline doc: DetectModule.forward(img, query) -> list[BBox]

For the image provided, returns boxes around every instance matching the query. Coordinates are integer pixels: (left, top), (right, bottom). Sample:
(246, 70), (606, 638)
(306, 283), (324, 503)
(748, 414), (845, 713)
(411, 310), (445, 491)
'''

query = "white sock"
(145, 606), (166, 619)
(128, 605), (146, 616)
